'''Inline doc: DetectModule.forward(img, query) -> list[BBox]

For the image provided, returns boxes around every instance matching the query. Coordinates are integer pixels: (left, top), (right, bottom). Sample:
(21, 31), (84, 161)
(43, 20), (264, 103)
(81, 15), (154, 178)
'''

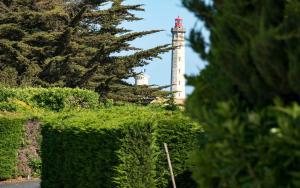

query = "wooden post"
(164, 143), (176, 188)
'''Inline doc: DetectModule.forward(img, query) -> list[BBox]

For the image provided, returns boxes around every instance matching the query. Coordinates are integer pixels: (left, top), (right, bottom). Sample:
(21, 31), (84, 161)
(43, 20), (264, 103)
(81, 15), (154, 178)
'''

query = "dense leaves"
(183, 0), (300, 107)
(0, 87), (99, 111)
(41, 106), (200, 188)
(188, 103), (300, 187)
(183, 0), (300, 187)
(0, 116), (25, 180)
(0, 88), (200, 187)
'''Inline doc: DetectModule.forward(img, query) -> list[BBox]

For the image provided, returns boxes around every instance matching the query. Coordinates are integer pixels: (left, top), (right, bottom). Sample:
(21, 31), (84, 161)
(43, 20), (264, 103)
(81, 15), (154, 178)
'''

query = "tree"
(0, 0), (171, 103)
(183, 0), (300, 108)
(183, 2), (300, 188)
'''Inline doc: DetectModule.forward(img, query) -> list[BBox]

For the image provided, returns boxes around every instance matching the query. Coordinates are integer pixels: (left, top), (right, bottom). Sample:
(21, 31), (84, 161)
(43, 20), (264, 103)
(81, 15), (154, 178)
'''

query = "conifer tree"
(0, 0), (171, 103)
(183, 0), (300, 108)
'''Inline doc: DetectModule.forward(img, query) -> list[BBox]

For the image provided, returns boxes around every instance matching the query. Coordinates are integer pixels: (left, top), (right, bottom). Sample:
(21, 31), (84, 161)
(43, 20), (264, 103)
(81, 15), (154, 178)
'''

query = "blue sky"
(123, 0), (207, 95)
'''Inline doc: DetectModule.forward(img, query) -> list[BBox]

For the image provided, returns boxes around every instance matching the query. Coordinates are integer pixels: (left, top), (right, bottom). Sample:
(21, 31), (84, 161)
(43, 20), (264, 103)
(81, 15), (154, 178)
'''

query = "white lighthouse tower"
(171, 17), (186, 104)
(135, 69), (149, 86)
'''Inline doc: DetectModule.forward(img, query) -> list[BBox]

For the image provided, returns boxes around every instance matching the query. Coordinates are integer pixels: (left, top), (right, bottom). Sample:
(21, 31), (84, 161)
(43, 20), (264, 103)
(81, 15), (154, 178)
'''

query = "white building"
(171, 17), (186, 103)
(135, 70), (149, 86)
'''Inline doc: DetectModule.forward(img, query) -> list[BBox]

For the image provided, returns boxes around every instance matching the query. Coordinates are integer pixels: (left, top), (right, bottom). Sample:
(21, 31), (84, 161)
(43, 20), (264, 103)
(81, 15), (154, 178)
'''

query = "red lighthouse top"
(175, 16), (183, 28)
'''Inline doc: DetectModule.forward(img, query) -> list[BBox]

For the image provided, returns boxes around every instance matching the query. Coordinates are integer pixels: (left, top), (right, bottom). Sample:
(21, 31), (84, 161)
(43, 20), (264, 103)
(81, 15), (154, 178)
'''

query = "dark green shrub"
(0, 115), (25, 180)
(41, 106), (199, 188)
(155, 117), (201, 188)
(41, 123), (122, 188)
(166, 171), (197, 188)
(189, 102), (300, 187)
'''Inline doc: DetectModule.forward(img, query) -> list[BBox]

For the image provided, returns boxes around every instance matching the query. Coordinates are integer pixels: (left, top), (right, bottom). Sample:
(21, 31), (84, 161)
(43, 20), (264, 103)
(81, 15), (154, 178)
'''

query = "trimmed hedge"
(155, 118), (200, 188)
(41, 106), (200, 188)
(0, 114), (25, 180)
(0, 87), (99, 111)
(0, 87), (99, 180)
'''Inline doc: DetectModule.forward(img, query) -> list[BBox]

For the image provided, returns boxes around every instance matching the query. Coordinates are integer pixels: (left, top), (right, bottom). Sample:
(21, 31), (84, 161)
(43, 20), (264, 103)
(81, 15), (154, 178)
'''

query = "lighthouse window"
(179, 81), (180, 85)
(179, 69), (180, 73)
(178, 57), (181, 61)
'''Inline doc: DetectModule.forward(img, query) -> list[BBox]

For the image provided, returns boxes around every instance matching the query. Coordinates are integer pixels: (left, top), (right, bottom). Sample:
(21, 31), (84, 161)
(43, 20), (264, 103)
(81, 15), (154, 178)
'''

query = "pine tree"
(183, 0), (300, 107)
(0, 0), (66, 86)
(0, 0), (171, 103)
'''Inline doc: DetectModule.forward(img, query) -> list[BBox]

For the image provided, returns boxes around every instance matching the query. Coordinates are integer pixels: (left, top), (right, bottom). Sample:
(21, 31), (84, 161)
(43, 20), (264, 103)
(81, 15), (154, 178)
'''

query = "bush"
(189, 102), (300, 187)
(0, 115), (25, 180)
(41, 106), (200, 188)
(0, 102), (17, 112)
(0, 87), (99, 111)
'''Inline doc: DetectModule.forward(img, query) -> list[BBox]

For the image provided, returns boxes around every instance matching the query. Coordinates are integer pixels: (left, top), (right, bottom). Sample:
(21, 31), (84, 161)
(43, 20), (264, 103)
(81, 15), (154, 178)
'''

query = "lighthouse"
(135, 69), (149, 86)
(171, 17), (186, 103)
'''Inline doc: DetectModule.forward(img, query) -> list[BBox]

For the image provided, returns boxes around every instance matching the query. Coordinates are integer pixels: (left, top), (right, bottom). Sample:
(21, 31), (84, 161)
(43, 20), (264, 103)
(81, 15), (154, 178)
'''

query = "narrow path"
(0, 180), (40, 188)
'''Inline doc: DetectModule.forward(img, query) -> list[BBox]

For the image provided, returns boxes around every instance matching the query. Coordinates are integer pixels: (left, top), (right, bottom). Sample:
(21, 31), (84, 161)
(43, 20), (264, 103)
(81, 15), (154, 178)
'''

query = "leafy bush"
(0, 88), (99, 111)
(0, 115), (25, 180)
(0, 102), (17, 112)
(33, 91), (65, 111)
(189, 102), (300, 187)
(41, 106), (200, 188)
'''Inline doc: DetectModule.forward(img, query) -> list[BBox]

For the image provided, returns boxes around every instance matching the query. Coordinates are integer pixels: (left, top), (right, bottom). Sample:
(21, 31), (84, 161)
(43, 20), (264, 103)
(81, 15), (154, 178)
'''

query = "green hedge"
(155, 118), (200, 188)
(41, 106), (200, 188)
(0, 87), (99, 180)
(0, 87), (99, 111)
(189, 102), (300, 187)
(0, 115), (25, 180)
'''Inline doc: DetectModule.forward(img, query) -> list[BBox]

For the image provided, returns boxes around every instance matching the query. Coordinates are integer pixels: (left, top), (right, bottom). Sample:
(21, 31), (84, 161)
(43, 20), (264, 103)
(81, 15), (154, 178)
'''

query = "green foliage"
(0, 88), (198, 185)
(0, 88), (16, 102)
(0, 0), (171, 103)
(28, 157), (41, 177)
(0, 101), (17, 112)
(163, 94), (179, 111)
(0, 87), (99, 111)
(189, 102), (300, 187)
(33, 91), (65, 111)
(41, 106), (200, 188)
(183, 0), (300, 107)
(155, 117), (201, 188)
(183, 1), (300, 187)
(0, 115), (25, 180)
(114, 121), (157, 188)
